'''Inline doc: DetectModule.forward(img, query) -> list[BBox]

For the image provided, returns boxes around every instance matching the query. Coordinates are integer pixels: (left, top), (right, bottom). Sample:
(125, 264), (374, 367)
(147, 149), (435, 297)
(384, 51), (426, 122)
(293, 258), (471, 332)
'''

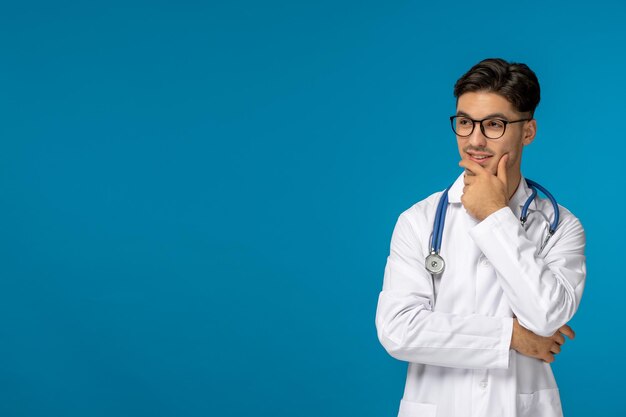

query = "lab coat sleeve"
(375, 211), (513, 369)
(469, 207), (586, 337)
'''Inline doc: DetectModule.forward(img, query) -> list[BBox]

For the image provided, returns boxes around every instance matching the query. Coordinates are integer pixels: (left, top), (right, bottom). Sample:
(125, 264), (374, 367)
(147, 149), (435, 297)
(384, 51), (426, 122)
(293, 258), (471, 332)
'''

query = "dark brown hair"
(454, 58), (540, 116)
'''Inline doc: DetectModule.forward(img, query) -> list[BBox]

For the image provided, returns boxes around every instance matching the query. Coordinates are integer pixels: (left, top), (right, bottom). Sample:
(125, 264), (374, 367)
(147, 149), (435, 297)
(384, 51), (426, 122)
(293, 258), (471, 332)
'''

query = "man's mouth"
(467, 152), (493, 165)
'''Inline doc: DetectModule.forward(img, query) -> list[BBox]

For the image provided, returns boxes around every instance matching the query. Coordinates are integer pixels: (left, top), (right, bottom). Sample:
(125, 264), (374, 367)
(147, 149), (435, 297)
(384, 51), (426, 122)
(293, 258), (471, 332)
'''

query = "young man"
(375, 58), (586, 417)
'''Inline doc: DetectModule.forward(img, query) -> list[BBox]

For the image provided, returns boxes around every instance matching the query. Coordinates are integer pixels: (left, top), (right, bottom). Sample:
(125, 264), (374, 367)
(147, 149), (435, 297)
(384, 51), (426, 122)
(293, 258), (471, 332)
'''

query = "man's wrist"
(479, 203), (508, 221)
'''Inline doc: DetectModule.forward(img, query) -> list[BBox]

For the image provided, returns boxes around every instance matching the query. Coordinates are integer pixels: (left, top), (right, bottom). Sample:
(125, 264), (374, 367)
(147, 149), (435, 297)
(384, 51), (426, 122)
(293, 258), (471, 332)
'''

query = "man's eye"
(486, 119), (505, 129)
(458, 118), (472, 126)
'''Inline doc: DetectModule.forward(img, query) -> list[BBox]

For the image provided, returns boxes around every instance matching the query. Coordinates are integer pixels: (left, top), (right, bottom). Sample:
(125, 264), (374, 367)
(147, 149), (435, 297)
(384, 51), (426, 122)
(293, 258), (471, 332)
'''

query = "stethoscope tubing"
(430, 188), (450, 254)
(524, 179), (559, 234)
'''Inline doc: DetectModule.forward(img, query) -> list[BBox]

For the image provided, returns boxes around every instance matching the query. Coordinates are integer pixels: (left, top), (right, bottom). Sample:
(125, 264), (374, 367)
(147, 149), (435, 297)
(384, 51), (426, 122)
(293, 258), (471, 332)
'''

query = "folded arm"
(375, 211), (513, 369)
(470, 207), (586, 337)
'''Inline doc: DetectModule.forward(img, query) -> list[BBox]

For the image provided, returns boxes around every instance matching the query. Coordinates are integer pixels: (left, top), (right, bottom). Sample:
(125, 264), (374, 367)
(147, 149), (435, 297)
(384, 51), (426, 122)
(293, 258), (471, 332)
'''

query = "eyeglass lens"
(452, 116), (506, 139)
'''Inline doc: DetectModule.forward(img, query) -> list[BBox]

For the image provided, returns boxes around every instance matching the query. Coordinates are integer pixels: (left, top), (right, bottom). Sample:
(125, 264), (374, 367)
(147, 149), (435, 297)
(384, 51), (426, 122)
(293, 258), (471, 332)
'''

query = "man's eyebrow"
(455, 111), (510, 120)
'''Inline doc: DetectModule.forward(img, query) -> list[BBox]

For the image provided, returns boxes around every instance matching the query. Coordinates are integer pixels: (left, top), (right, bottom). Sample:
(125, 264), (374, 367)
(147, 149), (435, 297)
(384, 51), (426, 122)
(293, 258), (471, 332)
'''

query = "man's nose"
(468, 122), (488, 147)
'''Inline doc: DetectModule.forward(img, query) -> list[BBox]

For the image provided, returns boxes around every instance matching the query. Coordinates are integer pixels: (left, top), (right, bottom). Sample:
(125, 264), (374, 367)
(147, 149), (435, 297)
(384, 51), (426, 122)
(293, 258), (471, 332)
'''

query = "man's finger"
(459, 159), (488, 176)
(550, 343), (561, 354)
(497, 154), (509, 185)
(463, 174), (476, 185)
(559, 325), (575, 340)
(552, 333), (565, 345)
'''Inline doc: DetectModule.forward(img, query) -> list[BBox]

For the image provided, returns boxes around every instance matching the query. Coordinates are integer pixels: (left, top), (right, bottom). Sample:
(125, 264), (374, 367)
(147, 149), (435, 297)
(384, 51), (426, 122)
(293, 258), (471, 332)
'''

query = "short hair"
(453, 58), (541, 116)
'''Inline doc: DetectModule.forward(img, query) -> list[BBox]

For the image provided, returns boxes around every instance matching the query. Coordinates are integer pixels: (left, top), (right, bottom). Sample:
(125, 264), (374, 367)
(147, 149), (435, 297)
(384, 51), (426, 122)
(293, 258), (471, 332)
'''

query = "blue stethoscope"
(424, 178), (560, 275)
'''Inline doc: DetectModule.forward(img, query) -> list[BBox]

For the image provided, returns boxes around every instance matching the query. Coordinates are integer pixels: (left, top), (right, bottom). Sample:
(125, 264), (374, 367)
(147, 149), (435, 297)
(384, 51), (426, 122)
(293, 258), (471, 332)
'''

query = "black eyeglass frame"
(449, 115), (533, 139)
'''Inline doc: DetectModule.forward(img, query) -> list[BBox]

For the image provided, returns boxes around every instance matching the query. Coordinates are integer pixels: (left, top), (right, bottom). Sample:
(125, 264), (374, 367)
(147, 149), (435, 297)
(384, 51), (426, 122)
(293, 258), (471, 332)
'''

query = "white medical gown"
(375, 172), (586, 417)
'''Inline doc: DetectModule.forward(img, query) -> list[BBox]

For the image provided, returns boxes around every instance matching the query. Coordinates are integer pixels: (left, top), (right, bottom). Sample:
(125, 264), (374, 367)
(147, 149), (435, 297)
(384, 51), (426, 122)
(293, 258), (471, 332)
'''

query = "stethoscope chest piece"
(425, 253), (445, 275)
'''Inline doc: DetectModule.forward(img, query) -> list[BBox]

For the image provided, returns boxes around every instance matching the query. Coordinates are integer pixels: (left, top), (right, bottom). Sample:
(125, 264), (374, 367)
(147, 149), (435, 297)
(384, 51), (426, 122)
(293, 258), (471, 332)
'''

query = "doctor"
(375, 58), (586, 417)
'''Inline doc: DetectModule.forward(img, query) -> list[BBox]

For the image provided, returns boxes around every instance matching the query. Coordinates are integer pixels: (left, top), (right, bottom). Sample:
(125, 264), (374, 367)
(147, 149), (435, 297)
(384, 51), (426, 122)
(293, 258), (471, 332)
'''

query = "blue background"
(1, 1), (624, 416)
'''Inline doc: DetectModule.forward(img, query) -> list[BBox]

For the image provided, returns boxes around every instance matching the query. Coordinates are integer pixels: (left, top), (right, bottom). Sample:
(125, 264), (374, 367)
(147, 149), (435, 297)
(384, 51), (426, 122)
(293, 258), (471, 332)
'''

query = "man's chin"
(462, 164), (497, 176)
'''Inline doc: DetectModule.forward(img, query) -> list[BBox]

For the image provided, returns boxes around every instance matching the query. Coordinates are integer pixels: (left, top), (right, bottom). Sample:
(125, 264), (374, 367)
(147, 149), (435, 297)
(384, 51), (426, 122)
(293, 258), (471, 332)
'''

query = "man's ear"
(522, 119), (537, 146)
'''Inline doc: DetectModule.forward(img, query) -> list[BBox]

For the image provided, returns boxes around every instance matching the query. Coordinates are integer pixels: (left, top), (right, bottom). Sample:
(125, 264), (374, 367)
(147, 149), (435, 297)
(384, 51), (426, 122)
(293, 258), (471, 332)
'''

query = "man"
(375, 58), (586, 417)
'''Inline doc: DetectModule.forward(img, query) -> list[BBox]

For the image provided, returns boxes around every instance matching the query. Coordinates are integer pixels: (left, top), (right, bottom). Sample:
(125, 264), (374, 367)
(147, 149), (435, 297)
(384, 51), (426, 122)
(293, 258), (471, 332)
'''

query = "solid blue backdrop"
(1, 1), (624, 416)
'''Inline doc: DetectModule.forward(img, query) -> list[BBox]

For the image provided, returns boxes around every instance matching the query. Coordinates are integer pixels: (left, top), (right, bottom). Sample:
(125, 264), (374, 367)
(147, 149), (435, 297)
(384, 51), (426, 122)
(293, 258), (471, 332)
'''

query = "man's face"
(455, 91), (536, 177)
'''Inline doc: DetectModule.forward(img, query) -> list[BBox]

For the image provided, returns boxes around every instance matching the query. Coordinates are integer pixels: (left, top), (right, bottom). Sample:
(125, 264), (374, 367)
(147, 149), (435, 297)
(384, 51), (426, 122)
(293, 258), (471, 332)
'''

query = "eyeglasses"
(450, 115), (532, 139)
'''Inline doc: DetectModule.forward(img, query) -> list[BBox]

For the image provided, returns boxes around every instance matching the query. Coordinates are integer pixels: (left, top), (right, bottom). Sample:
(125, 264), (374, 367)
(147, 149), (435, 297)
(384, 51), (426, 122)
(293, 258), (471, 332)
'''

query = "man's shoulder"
(534, 195), (584, 232)
(396, 189), (447, 227)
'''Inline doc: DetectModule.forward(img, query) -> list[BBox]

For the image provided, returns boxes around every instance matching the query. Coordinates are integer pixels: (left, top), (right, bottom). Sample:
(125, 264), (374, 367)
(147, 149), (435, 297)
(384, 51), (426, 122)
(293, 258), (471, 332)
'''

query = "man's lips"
(466, 152), (493, 165)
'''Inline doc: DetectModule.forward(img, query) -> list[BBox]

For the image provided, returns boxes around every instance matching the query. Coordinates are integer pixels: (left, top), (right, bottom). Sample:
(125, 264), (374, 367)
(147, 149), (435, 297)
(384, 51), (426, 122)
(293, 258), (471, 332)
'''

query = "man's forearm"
(376, 290), (513, 369)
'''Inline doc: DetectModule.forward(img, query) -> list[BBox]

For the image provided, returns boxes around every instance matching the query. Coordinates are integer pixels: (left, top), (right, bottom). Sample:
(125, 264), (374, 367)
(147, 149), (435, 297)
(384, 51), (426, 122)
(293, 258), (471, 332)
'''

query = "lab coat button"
(479, 381), (488, 388)
(480, 258), (490, 267)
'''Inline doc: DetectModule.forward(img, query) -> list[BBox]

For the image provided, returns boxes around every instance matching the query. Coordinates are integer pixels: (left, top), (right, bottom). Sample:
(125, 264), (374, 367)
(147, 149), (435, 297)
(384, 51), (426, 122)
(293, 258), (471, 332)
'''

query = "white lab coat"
(375, 172), (586, 417)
